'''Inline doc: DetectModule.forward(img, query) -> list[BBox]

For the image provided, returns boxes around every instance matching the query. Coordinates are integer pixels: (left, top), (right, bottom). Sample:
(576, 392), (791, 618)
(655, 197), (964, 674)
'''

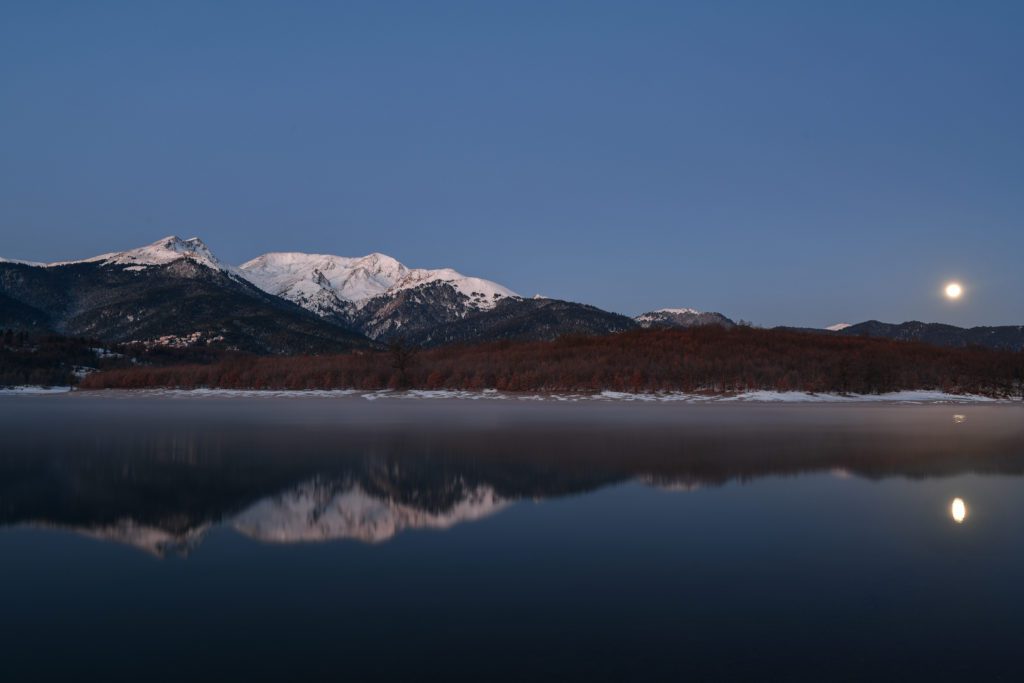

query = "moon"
(944, 282), (963, 300)
(951, 497), (967, 523)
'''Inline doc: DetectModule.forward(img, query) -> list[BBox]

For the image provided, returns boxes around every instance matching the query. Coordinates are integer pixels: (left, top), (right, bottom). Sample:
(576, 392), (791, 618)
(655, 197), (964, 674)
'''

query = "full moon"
(951, 497), (967, 524)
(945, 282), (963, 300)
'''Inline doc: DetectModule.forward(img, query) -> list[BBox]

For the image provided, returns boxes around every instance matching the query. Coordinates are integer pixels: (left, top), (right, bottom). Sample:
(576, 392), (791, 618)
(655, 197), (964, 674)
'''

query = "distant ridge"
(0, 236), (633, 349)
(635, 308), (735, 329)
(0, 236), (371, 353)
(3, 236), (1022, 352)
(838, 320), (1024, 351)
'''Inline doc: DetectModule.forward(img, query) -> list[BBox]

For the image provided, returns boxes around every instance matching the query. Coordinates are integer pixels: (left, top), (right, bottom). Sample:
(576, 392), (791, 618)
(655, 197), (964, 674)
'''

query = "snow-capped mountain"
(6, 235), (1024, 353)
(238, 251), (518, 337)
(239, 251), (516, 309)
(0, 236), (370, 353)
(635, 308), (735, 329)
(87, 235), (233, 272)
(36, 235), (237, 274)
(1, 235), (639, 349)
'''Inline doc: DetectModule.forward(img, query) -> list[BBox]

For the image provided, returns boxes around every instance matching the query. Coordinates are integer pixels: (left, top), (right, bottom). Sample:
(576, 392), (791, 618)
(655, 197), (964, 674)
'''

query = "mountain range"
(2, 235), (1022, 353)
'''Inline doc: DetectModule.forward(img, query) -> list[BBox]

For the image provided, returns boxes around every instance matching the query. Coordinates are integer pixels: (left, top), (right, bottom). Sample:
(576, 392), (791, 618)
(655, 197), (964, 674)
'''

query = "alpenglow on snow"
(238, 251), (518, 318)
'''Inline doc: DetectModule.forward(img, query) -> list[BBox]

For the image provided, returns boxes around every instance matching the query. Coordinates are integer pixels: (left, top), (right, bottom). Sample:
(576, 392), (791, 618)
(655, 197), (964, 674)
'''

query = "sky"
(1, 1), (1021, 327)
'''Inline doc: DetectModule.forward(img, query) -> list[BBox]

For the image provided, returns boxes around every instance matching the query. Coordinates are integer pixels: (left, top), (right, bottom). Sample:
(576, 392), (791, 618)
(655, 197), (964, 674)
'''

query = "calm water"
(2, 394), (1023, 682)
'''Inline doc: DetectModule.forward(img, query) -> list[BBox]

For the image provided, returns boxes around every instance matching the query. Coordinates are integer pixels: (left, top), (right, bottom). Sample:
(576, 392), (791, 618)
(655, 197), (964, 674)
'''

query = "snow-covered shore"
(0, 386), (72, 395)
(4, 386), (1016, 404)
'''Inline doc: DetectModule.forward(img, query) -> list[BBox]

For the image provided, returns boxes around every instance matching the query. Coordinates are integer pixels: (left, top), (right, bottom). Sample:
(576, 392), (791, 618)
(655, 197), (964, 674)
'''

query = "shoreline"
(1, 385), (1019, 404)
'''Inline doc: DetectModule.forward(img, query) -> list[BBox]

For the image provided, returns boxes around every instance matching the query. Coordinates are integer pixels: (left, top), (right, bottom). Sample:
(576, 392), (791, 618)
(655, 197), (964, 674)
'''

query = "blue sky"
(1, 1), (1021, 326)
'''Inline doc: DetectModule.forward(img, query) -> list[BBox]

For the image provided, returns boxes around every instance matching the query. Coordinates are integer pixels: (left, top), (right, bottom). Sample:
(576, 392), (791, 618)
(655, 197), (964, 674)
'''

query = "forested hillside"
(79, 326), (1024, 397)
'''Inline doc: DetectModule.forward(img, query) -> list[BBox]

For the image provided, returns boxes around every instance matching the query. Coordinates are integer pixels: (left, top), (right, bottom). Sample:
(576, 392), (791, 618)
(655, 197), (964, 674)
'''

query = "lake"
(1, 394), (1023, 682)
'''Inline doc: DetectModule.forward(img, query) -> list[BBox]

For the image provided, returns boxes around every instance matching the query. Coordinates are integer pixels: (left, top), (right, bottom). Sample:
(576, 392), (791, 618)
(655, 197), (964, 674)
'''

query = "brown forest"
(79, 326), (1024, 397)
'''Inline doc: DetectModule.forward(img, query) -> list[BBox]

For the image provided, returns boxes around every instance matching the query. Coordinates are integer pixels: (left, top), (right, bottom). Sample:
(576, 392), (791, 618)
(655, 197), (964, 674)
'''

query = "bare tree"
(388, 335), (419, 388)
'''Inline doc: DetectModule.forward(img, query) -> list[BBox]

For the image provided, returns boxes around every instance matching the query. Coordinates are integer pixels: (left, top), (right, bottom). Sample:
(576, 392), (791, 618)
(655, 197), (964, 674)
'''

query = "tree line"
(79, 326), (1024, 397)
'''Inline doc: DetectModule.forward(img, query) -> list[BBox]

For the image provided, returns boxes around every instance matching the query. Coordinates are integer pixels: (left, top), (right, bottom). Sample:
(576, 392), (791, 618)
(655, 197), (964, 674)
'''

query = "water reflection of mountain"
(232, 480), (507, 544)
(2, 403), (1022, 555)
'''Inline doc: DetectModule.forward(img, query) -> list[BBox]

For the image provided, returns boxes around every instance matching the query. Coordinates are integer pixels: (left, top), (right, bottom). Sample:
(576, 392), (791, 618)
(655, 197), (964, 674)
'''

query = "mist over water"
(2, 396), (1023, 681)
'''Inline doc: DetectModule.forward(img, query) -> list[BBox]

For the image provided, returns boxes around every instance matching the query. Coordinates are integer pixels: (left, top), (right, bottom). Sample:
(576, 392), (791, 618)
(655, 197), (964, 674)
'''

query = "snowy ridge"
(826, 323), (852, 331)
(94, 235), (234, 273)
(0, 386), (72, 395)
(239, 251), (517, 313)
(0, 256), (46, 266)
(655, 307), (700, 315)
(238, 252), (407, 311)
(3, 237), (517, 314)
(11, 236), (238, 274)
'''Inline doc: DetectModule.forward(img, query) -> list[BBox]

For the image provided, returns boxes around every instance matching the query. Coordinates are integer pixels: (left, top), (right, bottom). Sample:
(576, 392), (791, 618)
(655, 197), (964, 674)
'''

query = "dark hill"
(0, 260), (372, 354)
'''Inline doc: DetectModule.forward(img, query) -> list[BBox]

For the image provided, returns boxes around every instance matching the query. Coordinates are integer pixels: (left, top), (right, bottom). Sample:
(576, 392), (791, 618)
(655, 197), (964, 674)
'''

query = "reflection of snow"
(26, 482), (508, 556)
(37, 520), (211, 557)
(231, 481), (508, 544)
(639, 475), (701, 492)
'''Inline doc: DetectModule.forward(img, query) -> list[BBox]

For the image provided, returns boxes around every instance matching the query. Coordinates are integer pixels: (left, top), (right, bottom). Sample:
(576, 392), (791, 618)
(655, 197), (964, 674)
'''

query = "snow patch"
(70, 388), (1015, 404)
(720, 390), (1000, 403)
(0, 386), (72, 395)
(87, 388), (362, 399)
(362, 389), (509, 401)
(655, 307), (701, 315)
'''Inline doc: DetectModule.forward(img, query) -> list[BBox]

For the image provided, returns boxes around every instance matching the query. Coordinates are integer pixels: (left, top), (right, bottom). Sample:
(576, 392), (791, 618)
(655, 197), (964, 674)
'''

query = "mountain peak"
(154, 235), (207, 250)
(239, 250), (517, 312)
(96, 235), (229, 272)
(355, 252), (405, 269)
(9, 235), (231, 272)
